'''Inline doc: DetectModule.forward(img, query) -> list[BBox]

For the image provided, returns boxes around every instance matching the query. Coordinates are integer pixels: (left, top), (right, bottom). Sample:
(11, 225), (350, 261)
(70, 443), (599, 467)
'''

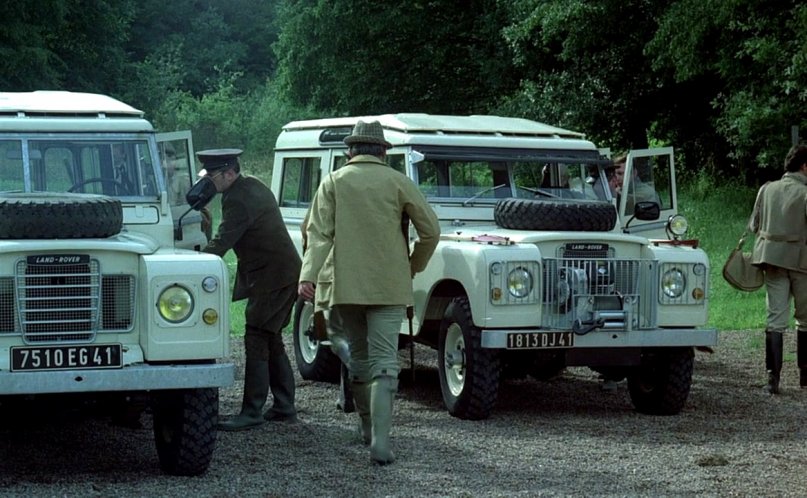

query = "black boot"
(219, 359), (269, 431)
(765, 331), (783, 394)
(798, 330), (807, 388)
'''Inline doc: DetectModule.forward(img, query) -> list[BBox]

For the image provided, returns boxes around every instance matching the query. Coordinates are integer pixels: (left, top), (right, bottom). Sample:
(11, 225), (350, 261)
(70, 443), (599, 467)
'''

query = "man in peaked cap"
(299, 121), (440, 465)
(198, 148), (302, 430)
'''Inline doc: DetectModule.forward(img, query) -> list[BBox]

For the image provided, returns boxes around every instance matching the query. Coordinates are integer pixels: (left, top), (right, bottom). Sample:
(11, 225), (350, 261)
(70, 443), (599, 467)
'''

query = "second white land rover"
(271, 114), (717, 420)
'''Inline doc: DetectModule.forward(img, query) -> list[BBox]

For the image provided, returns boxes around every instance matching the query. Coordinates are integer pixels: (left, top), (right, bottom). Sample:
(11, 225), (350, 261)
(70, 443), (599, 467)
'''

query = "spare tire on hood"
(494, 197), (617, 231)
(0, 192), (123, 239)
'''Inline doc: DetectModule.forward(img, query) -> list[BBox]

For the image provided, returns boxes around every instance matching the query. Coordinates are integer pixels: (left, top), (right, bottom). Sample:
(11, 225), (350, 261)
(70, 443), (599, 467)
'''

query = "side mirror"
(185, 176), (217, 211)
(176, 177), (217, 241)
(633, 201), (660, 221)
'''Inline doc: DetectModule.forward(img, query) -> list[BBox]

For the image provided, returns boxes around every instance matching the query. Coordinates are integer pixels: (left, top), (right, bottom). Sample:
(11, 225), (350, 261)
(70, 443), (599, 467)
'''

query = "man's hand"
(298, 281), (316, 301)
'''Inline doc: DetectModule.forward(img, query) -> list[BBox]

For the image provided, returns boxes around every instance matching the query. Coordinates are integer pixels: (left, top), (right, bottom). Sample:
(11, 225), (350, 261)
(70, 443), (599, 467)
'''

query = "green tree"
(648, 0), (807, 177)
(273, 0), (518, 115)
(0, 0), (135, 92)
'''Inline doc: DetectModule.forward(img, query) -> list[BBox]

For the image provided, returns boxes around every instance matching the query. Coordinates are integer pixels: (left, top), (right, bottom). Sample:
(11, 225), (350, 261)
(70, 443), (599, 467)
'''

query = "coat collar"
(345, 154), (386, 167)
(783, 171), (807, 185)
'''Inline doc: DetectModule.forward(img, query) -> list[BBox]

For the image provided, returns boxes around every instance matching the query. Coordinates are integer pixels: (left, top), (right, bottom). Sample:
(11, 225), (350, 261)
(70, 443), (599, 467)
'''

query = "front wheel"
(627, 347), (694, 415)
(152, 388), (218, 476)
(292, 298), (340, 383)
(438, 297), (501, 420)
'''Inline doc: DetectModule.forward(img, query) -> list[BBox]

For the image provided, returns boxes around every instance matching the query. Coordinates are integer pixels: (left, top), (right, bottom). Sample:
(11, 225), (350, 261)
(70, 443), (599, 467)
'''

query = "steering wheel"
(68, 177), (128, 194)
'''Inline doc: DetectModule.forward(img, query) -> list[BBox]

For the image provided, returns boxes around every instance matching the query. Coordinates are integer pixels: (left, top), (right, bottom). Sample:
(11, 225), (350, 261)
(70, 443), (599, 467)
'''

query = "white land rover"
(0, 91), (233, 475)
(272, 114), (717, 420)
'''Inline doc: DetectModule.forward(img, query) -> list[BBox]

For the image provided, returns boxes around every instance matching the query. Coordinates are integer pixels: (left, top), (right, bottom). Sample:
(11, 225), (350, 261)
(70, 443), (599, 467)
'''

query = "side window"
(626, 156), (666, 213)
(388, 154), (406, 174)
(159, 140), (192, 206)
(280, 157), (321, 208)
(0, 141), (25, 191)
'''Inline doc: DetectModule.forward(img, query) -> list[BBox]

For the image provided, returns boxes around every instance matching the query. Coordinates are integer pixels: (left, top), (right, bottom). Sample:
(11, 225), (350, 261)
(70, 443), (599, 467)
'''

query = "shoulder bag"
(722, 231), (764, 291)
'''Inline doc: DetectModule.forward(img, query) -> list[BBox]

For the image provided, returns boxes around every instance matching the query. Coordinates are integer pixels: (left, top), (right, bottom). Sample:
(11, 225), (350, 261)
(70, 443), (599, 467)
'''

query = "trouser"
(764, 266), (807, 333)
(335, 304), (405, 383)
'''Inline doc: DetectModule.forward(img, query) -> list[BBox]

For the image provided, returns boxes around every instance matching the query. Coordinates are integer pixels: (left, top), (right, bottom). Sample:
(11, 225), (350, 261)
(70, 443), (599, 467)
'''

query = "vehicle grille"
(541, 257), (657, 330)
(5, 259), (135, 343)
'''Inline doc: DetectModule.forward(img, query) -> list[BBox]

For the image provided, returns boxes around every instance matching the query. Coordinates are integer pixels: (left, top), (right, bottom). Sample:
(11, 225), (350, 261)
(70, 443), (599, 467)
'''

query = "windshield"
(0, 138), (159, 198)
(413, 150), (613, 204)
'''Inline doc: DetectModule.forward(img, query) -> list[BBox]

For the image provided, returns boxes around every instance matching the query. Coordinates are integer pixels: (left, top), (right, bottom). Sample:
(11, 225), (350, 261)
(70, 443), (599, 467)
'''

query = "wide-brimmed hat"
(196, 148), (242, 176)
(343, 120), (392, 149)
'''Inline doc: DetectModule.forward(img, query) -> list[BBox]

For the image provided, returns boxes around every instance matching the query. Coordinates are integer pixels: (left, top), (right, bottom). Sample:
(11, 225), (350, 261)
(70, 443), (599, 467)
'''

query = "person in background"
(161, 145), (190, 206)
(611, 154), (660, 213)
(301, 208), (354, 412)
(749, 144), (807, 394)
(299, 121), (440, 465)
(199, 148), (301, 430)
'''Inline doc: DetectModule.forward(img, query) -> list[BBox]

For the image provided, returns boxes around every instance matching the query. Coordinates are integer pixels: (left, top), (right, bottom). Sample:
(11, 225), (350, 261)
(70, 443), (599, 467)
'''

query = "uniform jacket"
(301, 155), (440, 307)
(204, 175), (301, 301)
(750, 171), (807, 272)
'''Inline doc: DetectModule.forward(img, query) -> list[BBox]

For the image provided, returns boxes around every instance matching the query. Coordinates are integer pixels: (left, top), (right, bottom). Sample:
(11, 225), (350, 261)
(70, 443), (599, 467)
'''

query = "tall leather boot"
(798, 330), (807, 388)
(337, 363), (355, 413)
(263, 351), (298, 423)
(765, 331), (783, 394)
(370, 376), (398, 465)
(351, 380), (371, 445)
(218, 359), (269, 431)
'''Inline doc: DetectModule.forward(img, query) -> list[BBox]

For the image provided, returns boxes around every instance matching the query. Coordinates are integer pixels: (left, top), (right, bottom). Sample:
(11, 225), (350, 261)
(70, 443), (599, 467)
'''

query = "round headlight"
(158, 285), (194, 323)
(508, 267), (533, 298)
(662, 268), (686, 298)
(668, 214), (689, 237)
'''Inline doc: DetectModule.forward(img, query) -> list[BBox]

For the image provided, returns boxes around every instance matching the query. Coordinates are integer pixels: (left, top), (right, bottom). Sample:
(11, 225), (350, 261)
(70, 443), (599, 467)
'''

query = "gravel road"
(2, 330), (806, 497)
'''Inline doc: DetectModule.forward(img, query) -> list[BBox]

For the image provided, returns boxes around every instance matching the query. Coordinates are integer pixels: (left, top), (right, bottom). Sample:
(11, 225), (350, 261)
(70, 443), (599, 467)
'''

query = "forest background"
(1, 0), (806, 332)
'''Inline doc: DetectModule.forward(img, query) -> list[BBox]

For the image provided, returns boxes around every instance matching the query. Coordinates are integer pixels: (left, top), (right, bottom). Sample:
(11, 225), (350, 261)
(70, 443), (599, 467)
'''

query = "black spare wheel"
(494, 197), (617, 231)
(0, 192), (123, 239)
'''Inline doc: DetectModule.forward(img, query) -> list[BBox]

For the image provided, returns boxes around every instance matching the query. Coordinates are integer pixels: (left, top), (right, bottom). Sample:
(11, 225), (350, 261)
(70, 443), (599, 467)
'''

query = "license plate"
(11, 344), (122, 372)
(506, 331), (574, 350)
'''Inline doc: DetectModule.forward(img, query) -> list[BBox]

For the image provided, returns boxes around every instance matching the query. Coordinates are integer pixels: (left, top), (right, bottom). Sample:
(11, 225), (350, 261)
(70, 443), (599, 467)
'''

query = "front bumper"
(481, 328), (718, 349)
(0, 362), (235, 395)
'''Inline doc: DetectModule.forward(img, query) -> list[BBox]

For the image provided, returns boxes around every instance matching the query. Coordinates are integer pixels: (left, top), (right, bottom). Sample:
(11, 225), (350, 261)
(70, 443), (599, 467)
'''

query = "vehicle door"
(617, 147), (677, 240)
(156, 131), (207, 250)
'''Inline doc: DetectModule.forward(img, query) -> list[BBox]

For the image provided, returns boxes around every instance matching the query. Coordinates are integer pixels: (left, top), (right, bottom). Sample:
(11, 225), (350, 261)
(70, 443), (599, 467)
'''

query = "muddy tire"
(152, 388), (218, 476)
(494, 197), (616, 231)
(0, 193), (122, 239)
(627, 348), (694, 415)
(438, 296), (500, 420)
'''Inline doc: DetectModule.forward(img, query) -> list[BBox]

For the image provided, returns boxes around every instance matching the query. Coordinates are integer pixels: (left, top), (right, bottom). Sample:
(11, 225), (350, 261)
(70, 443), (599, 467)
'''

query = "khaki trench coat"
(300, 155), (440, 307)
(750, 171), (807, 272)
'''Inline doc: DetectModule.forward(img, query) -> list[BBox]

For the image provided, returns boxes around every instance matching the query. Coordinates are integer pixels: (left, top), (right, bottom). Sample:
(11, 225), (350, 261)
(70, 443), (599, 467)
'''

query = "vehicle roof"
(0, 91), (143, 116)
(0, 91), (152, 133)
(284, 113), (584, 137)
(276, 113), (595, 151)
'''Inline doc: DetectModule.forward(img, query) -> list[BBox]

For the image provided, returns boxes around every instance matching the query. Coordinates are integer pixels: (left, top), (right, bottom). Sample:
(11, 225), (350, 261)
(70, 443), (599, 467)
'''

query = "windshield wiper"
(462, 184), (507, 206)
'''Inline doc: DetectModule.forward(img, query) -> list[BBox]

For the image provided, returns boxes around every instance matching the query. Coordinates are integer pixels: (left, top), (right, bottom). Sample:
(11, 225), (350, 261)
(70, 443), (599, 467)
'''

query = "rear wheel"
(292, 298), (340, 383)
(438, 297), (500, 420)
(152, 388), (218, 476)
(627, 348), (694, 415)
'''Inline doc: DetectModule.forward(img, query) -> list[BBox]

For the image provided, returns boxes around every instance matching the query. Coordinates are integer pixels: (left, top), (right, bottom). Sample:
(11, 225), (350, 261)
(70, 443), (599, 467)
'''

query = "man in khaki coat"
(750, 144), (807, 394)
(299, 121), (440, 465)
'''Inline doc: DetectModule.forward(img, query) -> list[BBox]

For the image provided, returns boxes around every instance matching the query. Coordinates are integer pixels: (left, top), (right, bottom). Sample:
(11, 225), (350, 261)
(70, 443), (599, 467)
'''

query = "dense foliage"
(0, 0), (804, 179)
